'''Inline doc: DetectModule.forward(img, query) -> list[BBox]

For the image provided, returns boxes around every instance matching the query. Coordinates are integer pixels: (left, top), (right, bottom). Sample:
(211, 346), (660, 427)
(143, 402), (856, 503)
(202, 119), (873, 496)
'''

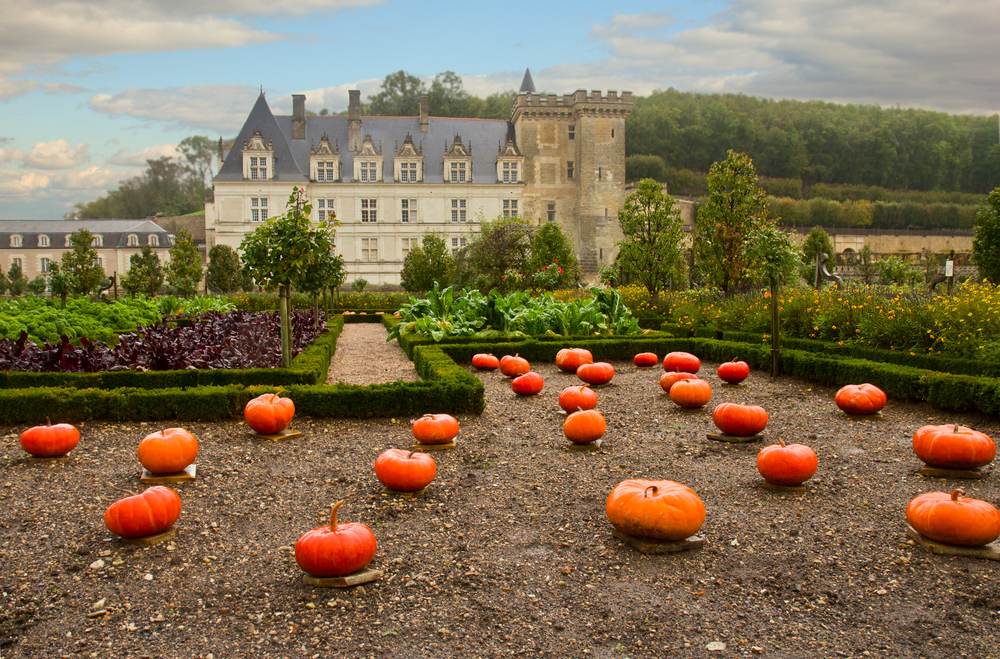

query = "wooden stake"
(303, 567), (383, 588)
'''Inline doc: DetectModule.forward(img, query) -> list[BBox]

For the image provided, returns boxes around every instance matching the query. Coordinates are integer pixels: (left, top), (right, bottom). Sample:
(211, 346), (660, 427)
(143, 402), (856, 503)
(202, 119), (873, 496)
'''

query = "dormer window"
(353, 134), (383, 183)
(450, 161), (468, 183)
(394, 133), (423, 183)
(360, 161), (379, 182)
(64, 235), (72, 247)
(92, 234), (103, 247)
(242, 129), (273, 181)
(444, 135), (473, 183)
(496, 135), (524, 184)
(502, 161), (519, 183)
(38, 234), (49, 247)
(9, 234), (22, 248)
(127, 234), (139, 247)
(148, 234), (159, 247)
(310, 135), (340, 182)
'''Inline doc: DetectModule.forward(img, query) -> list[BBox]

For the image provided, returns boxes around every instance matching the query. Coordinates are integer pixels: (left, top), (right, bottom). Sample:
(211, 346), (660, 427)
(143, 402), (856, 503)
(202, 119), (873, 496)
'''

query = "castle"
(206, 70), (634, 285)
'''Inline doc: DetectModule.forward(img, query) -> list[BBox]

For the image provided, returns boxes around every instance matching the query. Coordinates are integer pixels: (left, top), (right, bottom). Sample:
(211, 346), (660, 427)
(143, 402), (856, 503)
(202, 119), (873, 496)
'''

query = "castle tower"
(511, 89), (633, 275)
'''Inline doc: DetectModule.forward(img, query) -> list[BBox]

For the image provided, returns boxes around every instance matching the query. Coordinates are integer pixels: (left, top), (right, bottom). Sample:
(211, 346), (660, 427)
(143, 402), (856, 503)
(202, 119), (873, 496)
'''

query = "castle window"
(40, 257), (51, 273)
(250, 197), (268, 222)
(401, 237), (418, 258)
(64, 235), (72, 247)
(611, 128), (615, 139)
(400, 199), (417, 223)
(92, 234), (103, 247)
(9, 234), (22, 248)
(361, 237), (378, 262)
(503, 199), (519, 218)
(316, 160), (337, 182)
(127, 234), (139, 247)
(568, 125), (575, 140)
(567, 161), (575, 180)
(450, 199), (467, 223)
(360, 161), (379, 183)
(501, 161), (519, 183)
(242, 130), (273, 181)
(249, 156), (268, 181)
(361, 199), (378, 223)
(38, 234), (50, 248)
(400, 162), (418, 183)
(546, 202), (556, 222)
(450, 161), (467, 183)
(148, 234), (160, 247)
(597, 167), (603, 181)
(316, 198), (335, 221)
(450, 236), (468, 254)
(11, 257), (22, 269)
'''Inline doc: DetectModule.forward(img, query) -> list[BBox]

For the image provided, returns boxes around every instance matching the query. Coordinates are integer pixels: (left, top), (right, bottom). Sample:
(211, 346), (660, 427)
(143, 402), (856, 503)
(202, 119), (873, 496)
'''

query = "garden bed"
(1, 361), (997, 655)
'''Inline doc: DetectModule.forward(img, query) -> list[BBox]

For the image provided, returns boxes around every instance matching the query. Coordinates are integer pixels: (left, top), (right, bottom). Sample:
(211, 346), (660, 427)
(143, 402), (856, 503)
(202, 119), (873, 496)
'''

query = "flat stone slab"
(119, 528), (177, 547)
(28, 455), (71, 463)
(255, 428), (302, 442)
(411, 439), (456, 452)
(612, 529), (705, 555)
(761, 481), (808, 493)
(917, 465), (989, 480)
(303, 567), (383, 588)
(140, 464), (196, 483)
(906, 525), (1000, 561)
(707, 432), (763, 444)
(566, 439), (603, 452)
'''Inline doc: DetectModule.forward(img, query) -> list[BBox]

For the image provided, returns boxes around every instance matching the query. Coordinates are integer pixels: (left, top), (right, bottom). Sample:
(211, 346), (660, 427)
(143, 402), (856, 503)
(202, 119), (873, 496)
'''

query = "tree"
(694, 150), (770, 293)
(858, 245), (877, 284)
(0, 268), (8, 295)
(27, 275), (47, 295)
(428, 71), (475, 117)
(6, 262), (26, 296)
(625, 155), (668, 182)
(206, 245), (244, 293)
(400, 234), (455, 292)
(614, 179), (685, 297)
(177, 136), (216, 185)
(121, 246), (164, 296)
(165, 229), (203, 296)
(368, 70), (425, 116)
(61, 229), (105, 296)
(527, 222), (579, 290)
(47, 263), (69, 305)
(973, 187), (1000, 282)
(801, 225), (835, 285)
(745, 223), (801, 376)
(463, 217), (533, 291)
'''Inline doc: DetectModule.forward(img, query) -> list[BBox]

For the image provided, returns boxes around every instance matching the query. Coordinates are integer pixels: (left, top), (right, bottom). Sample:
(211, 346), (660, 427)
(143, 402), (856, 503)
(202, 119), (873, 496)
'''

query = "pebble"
(89, 559), (105, 570)
(707, 641), (727, 652)
(144, 573), (154, 581)
(91, 598), (106, 611)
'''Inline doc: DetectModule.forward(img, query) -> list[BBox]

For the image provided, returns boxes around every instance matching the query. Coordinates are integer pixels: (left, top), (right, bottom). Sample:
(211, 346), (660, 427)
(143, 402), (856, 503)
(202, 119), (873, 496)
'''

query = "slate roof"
(215, 93), (514, 184)
(0, 219), (170, 249)
(519, 68), (536, 93)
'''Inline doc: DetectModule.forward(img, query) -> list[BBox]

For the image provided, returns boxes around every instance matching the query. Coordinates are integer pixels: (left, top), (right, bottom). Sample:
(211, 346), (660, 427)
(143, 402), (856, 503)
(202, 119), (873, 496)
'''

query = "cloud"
(59, 165), (127, 190)
(90, 85), (262, 133)
(23, 139), (90, 170)
(0, 170), (51, 196)
(109, 144), (180, 167)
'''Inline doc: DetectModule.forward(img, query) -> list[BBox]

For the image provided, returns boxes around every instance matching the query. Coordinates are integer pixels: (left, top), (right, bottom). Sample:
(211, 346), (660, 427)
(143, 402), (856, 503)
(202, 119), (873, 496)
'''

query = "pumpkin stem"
(407, 450), (416, 459)
(778, 438), (786, 447)
(329, 500), (344, 531)
(643, 485), (658, 498)
(950, 489), (963, 502)
(953, 424), (958, 433)
(46, 416), (51, 426)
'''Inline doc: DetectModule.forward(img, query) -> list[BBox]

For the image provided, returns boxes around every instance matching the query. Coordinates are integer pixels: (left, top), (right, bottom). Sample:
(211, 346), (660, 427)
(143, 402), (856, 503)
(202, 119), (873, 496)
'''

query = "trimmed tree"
(463, 217), (533, 291)
(47, 263), (69, 305)
(0, 268), (8, 295)
(527, 222), (578, 290)
(615, 178), (685, 298)
(801, 225), (835, 286)
(121, 246), (164, 296)
(27, 275), (47, 295)
(745, 223), (801, 376)
(6, 262), (26, 296)
(206, 244), (244, 293)
(973, 186), (1000, 282)
(61, 229), (105, 296)
(400, 234), (455, 292)
(166, 228), (203, 296)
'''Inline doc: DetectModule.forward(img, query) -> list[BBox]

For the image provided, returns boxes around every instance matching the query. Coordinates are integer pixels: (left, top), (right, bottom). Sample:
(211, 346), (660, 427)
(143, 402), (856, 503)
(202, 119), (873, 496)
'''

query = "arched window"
(9, 234), (22, 248)
(92, 234), (103, 247)
(38, 234), (50, 247)
(127, 234), (139, 247)
(64, 234), (72, 247)
(148, 234), (159, 247)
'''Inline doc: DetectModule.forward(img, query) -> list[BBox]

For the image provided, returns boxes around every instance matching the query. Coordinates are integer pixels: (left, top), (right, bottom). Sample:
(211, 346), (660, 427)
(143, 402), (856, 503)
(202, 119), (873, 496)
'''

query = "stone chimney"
(348, 89), (362, 152)
(292, 94), (306, 139)
(419, 94), (429, 133)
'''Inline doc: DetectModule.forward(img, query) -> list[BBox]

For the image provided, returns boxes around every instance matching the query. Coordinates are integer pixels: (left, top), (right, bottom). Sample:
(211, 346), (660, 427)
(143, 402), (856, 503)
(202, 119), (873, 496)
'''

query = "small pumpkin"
(717, 358), (750, 385)
(712, 402), (768, 437)
(244, 393), (295, 434)
(912, 424), (996, 470)
(659, 371), (699, 393)
(906, 489), (1000, 547)
(577, 362), (615, 386)
(558, 385), (598, 413)
(137, 427), (199, 474)
(563, 409), (606, 444)
(555, 347), (594, 373)
(633, 352), (659, 368)
(19, 420), (80, 458)
(104, 486), (182, 539)
(756, 439), (817, 486)
(512, 371), (544, 396)
(295, 500), (378, 577)
(471, 353), (500, 371)
(669, 378), (713, 408)
(499, 354), (531, 378)
(374, 449), (437, 492)
(834, 383), (886, 416)
(606, 479), (706, 541)
(411, 413), (460, 445)
(662, 351), (701, 374)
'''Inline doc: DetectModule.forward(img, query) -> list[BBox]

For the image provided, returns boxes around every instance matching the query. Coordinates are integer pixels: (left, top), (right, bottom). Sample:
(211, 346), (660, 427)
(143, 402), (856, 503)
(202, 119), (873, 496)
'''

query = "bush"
(625, 154), (667, 182)
(663, 167), (707, 196)
(400, 234), (455, 292)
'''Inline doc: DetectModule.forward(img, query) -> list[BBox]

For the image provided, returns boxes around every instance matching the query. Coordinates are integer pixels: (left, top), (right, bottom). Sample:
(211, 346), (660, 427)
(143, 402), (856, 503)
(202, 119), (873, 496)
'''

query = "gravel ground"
(326, 323), (417, 384)
(2, 359), (999, 657)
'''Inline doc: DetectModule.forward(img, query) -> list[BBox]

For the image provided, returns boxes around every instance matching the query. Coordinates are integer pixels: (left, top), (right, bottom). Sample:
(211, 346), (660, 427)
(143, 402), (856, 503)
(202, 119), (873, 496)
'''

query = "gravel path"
(2, 358), (998, 657)
(325, 322), (418, 384)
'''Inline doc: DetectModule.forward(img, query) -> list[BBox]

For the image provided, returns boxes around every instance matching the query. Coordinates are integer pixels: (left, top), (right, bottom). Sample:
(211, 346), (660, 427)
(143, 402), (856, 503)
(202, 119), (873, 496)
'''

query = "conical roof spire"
(519, 68), (536, 94)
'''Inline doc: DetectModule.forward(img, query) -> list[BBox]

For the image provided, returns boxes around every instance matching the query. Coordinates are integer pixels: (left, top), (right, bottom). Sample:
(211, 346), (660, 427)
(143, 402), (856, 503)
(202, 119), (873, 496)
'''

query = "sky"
(2, 0), (999, 219)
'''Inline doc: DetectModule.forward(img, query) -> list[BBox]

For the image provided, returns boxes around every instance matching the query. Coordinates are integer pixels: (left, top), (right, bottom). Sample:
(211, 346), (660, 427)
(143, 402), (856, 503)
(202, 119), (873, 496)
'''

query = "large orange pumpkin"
(577, 362), (615, 386)
(244, 393), (295, 434)
(563, 409), (606, 444)
(633, 352), (659, 368)
(834, 383), (886, 415)
(662, 352), (701, 373)
(137, 427), (199, 474)
(756, 439), (818, 486)
(906, 490), (1000, 547)
(558, 385), (598, 413)
(411, 413), (460, 444)
(605, 479), (706, 541)
(669, 378), (713, 408)
(19, 421), (80, 458)
(659, 371), (699, 393)
(912, 424), (996, 470)
(499, 354), (531, 378)
(104, 486), (182, 539)
(471, 353), (500, 371)
(295, 500), (378, 577)
(717, 359), (750, 384)
(374, 449), (437, 492)
(555, 348), (594, 373)
(712, 403), (768, 437)
(511, 371), (544, 396)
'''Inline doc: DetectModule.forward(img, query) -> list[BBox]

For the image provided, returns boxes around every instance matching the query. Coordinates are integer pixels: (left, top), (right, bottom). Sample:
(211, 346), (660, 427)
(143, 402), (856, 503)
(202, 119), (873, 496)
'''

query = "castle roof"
(519, 68), (536, 94)
(0, 219), (170, 248)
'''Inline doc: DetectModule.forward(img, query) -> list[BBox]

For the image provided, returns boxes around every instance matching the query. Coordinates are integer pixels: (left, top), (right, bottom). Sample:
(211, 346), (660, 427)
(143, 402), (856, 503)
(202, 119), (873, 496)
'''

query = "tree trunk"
(769, 277), (780, 377)
(279, 285), (292, 368)
(313, 294), (320, 330)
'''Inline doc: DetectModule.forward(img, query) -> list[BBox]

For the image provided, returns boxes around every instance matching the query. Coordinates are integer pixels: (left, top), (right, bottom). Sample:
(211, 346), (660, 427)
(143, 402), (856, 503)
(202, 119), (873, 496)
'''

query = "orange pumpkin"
(563, 409), (606, 444)
(662, 351), (701, 373)
(511, 371), (544, 396)
(295, 500), (378, 577)
(558, 385), (598, 413)
(756, 439), (817, 486)
(555, 347), (594, 373)
(411, 413), (460, 444)
(633, 352), (659, 368)
(577, 362), (615, 386)
(912, 424), (996, 470)
(834, 383), (886, 415)
(606, 479), (706, 541)
(137, 427), (199, 474)
(906, 490), (1000, 547)
(374, 449), (437, 492)
(471, 353), (500, 371)
(244, 393), (295, 434)
(104, 486), (182, 539)
(717, 358), (750, 384)
(19, 421), (80, 458)
(669, 378), (713, 408)
(499, 354), (531, 378)
(712, 403), (768, 437)
(659, 371), (699, 393)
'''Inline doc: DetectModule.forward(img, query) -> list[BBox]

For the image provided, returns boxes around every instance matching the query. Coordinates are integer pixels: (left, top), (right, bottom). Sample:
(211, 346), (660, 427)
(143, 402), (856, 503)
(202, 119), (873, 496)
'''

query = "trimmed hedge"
(0, 316), (345, 390)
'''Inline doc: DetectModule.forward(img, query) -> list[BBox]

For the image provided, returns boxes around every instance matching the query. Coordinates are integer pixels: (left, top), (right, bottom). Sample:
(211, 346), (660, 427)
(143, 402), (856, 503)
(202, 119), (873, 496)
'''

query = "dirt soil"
(326, 323), (417, 384)
(2, 359), (999, 657)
